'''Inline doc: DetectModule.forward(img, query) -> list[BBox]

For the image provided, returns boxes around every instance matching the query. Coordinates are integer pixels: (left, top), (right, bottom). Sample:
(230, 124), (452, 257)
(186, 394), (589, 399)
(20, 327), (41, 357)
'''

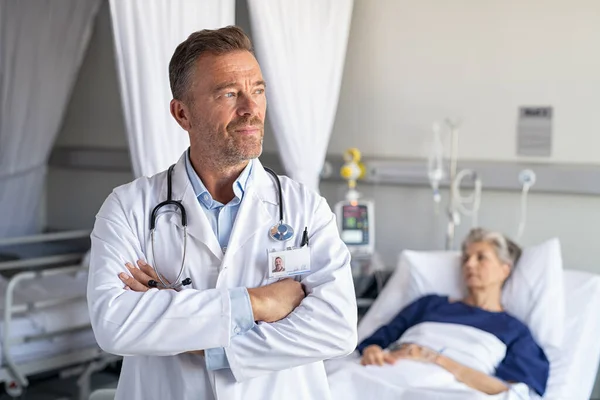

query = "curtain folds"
(0, 0), (101, 237)
(247, 0), (354, 191)
(108, 0), (235, 178)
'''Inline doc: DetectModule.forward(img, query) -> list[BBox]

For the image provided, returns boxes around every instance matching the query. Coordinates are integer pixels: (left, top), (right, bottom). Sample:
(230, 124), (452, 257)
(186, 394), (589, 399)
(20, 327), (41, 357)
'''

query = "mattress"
(0, 268), (88, 308)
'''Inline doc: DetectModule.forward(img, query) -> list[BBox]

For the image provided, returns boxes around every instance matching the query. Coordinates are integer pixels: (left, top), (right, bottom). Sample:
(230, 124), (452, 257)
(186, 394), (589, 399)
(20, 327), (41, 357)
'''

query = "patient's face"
(462, 241), (510, 290)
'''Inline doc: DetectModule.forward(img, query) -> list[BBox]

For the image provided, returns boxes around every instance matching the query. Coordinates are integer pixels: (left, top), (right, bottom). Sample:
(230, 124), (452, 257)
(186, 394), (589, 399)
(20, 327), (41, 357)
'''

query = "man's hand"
(247, 278), (306, 323)
(118, 260), (204, 357)
(119, 259), (169, 292)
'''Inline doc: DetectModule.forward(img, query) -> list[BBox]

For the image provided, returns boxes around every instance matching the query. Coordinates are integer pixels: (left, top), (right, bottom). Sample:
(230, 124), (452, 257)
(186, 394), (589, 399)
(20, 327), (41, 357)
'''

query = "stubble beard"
(191, 124), (264, 170)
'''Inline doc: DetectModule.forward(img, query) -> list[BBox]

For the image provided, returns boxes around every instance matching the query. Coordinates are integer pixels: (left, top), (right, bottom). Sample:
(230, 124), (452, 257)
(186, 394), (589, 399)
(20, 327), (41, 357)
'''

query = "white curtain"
(247, 0), (354, 191)
(108, 0), (235, 178)
(0, 0), (101, 238)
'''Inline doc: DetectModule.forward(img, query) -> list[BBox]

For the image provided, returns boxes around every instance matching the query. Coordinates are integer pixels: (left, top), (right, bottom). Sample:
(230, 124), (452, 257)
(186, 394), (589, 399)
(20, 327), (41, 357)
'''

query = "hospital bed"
(0, 231), (119, 399)
(327, 252), (600, 400)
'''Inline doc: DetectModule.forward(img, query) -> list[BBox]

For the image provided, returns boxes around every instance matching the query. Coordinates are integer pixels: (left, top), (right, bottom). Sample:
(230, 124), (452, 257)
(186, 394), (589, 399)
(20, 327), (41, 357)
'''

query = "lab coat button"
(234, 326), (240, 334)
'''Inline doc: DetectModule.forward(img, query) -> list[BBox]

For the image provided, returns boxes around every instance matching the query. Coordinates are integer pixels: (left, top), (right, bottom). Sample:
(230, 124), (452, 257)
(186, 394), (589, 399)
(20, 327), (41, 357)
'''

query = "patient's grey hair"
(461, 228), (522, 269)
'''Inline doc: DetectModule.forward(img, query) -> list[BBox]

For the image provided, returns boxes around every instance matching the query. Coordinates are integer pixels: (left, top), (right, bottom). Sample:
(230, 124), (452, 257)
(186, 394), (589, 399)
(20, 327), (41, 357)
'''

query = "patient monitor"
(335, 201), (375, 256)
(335, 148), (382, 299)
(335, 147), (375, 256)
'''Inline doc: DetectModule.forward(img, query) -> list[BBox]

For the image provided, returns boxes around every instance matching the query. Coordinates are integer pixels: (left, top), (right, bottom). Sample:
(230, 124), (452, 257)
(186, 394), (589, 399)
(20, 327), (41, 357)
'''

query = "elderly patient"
(356, 228), (549, 397)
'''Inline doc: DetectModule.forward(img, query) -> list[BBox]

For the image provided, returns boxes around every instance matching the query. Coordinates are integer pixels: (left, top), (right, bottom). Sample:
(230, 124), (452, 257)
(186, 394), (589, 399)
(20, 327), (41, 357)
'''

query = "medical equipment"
(149, 164), (190, 290)
(335, 148), (383, 306)
(427, 122), (445, 213)
(149, 164), (293, 289)
(265, 167), (296, 242)
(516, 169), (536, 240)
(0, 231), (119, 400)
(339, 147), (365, 202)
(431, 119), (482, 250)
(450, 169), (482, 228)
(335, 148), (374, 256)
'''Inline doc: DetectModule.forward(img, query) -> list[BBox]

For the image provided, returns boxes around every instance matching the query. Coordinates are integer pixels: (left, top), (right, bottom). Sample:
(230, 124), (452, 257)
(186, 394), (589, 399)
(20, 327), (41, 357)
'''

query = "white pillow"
(397, 238), (565, 351)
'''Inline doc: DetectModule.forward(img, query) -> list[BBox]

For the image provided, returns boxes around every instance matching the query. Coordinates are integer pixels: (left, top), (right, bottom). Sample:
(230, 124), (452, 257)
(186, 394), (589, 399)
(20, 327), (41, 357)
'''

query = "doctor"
(87, 26), (357, 400)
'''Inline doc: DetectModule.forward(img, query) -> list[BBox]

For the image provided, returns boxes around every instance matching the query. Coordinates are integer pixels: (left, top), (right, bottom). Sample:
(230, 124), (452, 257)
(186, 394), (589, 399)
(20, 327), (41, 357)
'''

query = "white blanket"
(327, 322), (537, 400)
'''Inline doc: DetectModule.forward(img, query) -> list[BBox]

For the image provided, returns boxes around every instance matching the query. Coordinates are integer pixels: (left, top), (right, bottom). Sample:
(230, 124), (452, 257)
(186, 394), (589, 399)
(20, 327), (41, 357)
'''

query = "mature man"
(87, 26), (357, 400)
(272, 256), (285, 273)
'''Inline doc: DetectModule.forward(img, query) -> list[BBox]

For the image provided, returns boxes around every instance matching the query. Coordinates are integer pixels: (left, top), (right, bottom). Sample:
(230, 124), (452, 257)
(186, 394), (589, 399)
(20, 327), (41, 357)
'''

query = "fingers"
(137, 260), (160, 281)
(373, 351), (385, 366)
(119, 271), (148, 292)
(127, 262), (155, 284)
(118, 261), (156, 292)
(361, 347), (385, 366)
(383, 352), (398, 364)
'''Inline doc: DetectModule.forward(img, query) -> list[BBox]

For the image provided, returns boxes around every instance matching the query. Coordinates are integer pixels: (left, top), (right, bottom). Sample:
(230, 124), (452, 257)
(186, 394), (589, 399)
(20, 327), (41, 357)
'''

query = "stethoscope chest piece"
(269, 222), (294, 241)
(264, 167), (295, 242)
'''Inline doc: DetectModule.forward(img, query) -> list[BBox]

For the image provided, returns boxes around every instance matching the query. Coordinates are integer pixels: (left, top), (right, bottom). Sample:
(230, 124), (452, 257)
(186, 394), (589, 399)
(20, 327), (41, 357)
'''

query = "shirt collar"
(184, 148), (253, 208)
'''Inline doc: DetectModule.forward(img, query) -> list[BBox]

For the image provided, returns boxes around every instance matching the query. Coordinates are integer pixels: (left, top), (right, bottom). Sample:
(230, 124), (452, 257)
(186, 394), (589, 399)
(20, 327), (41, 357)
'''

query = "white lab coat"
(87, 153), (358, 400)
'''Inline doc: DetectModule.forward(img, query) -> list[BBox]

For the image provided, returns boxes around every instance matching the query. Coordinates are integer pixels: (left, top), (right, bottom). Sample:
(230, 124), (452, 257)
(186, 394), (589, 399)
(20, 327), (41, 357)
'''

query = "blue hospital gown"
(357, 294), (549, 396)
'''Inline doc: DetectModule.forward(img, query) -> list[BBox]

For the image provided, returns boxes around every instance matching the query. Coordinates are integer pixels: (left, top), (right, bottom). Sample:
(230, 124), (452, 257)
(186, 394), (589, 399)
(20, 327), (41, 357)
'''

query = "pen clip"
(300, 227), (309, 247)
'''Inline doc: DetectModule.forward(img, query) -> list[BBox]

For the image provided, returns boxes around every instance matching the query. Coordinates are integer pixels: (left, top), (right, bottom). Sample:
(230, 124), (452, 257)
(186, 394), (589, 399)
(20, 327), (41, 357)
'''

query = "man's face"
(275, 258), (283, 268)
(184, 50), (266, 166)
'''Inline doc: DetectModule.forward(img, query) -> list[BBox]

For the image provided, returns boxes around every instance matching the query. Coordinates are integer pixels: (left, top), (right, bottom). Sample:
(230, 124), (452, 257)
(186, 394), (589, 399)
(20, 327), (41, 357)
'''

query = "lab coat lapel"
(169, 153), (223, 260)
(225, 160), (278, 259)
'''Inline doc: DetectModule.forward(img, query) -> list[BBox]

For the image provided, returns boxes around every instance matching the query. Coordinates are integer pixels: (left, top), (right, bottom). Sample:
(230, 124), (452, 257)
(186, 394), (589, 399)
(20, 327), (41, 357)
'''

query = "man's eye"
(255, 88), (265, 94)
(224, 92), (236, 98)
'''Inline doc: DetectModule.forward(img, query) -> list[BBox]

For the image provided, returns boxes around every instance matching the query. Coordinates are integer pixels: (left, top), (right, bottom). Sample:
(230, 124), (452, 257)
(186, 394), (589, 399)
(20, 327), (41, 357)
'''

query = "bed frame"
(0, 231), (120, 399)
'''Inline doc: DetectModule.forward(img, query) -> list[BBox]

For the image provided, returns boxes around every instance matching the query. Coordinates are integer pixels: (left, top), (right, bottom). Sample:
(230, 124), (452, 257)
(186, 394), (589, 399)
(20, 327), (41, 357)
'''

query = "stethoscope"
(148, 164), (294, 289)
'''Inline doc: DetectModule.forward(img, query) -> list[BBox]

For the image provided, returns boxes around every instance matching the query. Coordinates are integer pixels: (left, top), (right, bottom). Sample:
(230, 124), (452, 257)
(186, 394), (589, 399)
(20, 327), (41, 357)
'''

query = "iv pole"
(445, 119), (460, 250)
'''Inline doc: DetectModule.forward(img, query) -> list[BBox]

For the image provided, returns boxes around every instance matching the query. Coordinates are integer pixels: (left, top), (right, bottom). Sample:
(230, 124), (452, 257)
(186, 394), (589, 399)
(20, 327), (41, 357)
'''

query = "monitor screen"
(341, 204), (369, 245)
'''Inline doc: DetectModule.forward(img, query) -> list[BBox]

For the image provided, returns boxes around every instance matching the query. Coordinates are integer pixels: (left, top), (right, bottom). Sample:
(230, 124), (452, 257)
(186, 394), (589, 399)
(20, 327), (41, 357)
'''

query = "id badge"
(268, 246), (311, 279)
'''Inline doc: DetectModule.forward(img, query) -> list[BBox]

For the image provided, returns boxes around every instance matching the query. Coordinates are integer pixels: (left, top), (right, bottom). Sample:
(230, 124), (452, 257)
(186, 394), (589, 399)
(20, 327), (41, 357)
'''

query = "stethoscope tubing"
(148, 163), (289, 290)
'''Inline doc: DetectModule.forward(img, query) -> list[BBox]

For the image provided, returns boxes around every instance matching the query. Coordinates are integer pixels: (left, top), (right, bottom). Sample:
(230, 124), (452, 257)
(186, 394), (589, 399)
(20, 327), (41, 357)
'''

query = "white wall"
(322, 0), (600, 273)
(330, 0), (600, 165)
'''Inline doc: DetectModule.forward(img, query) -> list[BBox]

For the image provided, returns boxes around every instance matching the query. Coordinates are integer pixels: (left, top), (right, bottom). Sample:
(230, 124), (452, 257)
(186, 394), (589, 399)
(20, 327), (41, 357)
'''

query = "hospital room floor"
(0, 368), (118, 400)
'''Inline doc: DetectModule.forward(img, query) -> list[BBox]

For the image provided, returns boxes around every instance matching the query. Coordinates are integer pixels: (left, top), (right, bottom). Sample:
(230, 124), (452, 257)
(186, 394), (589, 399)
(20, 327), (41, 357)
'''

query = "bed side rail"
(0, 230), (91, 247)
(2, 265), (90, 387)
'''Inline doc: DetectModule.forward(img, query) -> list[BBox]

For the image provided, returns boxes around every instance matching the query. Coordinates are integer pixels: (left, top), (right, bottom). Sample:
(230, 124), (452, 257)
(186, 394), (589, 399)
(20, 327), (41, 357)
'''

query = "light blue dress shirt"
(184, 150), (255, 370)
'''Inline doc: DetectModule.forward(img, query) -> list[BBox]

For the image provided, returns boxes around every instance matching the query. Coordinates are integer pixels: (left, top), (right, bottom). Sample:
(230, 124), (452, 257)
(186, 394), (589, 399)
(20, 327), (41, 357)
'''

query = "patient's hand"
(361, 345), (386, 366)
(386, 343), (439, 364)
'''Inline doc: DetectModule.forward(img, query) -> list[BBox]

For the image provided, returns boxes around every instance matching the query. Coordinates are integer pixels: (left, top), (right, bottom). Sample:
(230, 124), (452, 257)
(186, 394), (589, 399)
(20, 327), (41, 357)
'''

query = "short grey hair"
(168, 26), (254, 102)
(461, 228), (522, 268)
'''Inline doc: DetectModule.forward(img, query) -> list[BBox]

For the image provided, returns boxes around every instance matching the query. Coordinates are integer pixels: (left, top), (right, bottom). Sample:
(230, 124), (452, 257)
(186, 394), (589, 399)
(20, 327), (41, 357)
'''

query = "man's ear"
(170, 99), (192, 131)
